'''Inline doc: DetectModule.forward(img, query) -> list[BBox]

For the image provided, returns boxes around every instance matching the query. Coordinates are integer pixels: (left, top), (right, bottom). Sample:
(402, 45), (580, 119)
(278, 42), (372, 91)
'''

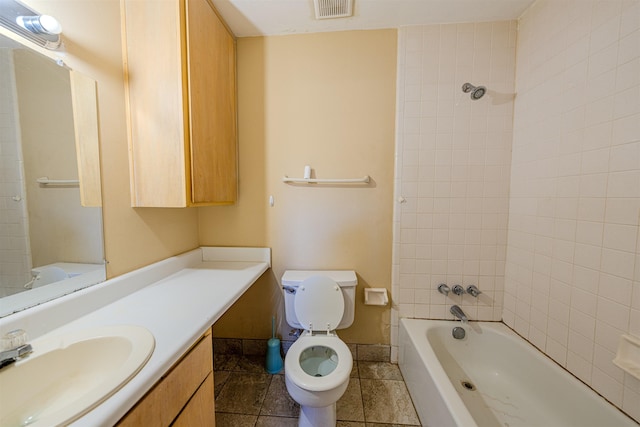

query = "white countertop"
(0, 247), (271, 427)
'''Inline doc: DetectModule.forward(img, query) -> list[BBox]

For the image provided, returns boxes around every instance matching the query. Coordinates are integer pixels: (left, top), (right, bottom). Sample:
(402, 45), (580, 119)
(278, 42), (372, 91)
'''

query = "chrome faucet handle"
(466, 285), (481, 297)
(437, 283), (450, 296)
(0, 329), (32, 369)
(1, 329), (28, 351)
(452, 285), (465, 295)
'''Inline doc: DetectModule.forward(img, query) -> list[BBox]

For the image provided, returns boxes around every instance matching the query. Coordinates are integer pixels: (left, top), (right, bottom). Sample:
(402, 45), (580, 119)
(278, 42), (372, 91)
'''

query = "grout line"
(213, 357), (421, 426)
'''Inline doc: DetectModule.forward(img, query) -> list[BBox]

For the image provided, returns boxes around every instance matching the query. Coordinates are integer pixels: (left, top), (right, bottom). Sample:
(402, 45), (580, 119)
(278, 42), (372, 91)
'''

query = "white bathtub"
(398, 318), (638, 427)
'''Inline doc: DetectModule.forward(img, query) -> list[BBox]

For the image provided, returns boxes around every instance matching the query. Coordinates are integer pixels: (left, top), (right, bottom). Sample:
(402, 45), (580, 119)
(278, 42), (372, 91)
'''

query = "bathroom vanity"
(116, 330), (214, 426)
(0, 247), (270, 426)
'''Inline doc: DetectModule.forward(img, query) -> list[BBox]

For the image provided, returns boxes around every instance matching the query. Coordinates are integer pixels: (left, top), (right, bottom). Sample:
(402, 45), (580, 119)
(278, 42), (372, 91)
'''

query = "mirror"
(0, 32), (105, 317)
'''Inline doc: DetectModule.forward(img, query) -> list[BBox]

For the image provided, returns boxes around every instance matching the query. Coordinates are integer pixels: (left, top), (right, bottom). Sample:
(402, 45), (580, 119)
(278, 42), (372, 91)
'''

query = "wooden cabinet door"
(172, 372), (215, 426)
(186, 0), (237, 205)
(115, 334), (213, 427)
(122, 0), (190, 207)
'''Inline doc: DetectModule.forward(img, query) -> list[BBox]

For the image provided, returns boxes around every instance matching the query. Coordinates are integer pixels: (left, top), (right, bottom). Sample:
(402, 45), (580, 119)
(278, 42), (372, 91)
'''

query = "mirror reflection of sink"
(0, 325), (155, 427)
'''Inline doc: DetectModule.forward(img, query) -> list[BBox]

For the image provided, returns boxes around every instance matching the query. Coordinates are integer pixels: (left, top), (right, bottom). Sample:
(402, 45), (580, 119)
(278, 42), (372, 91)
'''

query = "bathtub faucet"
(466, 285), (481, 297)
(450, 305), (468, 324)
(437, 283), (450, 296)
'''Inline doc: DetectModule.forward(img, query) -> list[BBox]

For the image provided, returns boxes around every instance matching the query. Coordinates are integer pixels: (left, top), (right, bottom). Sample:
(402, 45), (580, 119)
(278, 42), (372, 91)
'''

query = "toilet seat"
(285, 334), (352, 392)
(294, 276), (344, 332)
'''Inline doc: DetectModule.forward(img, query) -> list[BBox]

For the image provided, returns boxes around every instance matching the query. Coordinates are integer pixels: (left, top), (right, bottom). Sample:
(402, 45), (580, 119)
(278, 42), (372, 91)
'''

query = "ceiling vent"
(313, 0), (353, 19)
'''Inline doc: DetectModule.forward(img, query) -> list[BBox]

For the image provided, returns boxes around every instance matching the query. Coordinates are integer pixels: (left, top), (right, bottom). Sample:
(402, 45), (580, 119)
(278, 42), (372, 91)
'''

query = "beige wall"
(505, 0), (639, 420)
(15, 3), (395, 345)
(202, 30), (397, 344)
(25, 0), (199, 277)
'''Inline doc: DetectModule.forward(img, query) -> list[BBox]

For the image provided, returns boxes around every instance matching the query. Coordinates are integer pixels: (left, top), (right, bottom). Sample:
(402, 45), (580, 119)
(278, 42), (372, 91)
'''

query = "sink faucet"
(0, 329), (32, 369)
(450, 305), (468, 324)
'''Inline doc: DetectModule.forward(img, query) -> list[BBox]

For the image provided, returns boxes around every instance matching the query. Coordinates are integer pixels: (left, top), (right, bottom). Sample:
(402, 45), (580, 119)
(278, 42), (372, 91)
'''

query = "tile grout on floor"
(213, 353), (422, 427)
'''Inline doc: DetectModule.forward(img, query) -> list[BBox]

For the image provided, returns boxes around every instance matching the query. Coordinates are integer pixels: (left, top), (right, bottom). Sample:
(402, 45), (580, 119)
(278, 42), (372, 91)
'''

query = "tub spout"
(450, 305), (468, 324)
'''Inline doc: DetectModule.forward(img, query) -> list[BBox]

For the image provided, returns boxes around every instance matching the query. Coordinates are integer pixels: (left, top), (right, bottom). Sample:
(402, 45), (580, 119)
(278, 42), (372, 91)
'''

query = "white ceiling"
(211, 0), (536, 37)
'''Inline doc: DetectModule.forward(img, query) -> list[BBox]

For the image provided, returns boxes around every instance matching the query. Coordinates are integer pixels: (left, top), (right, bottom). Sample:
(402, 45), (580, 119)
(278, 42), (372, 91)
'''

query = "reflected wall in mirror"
(0, 32), (105, 317)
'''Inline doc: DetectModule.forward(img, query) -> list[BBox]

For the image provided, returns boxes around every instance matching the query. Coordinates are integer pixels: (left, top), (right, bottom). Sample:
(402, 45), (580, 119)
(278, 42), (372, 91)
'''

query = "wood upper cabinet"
(121, 0), (237, 207)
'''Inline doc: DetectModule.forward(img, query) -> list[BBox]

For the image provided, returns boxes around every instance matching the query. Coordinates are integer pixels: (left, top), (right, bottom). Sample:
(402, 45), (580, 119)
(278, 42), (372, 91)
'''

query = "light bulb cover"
(39, 15), (62, 34)
(16, 14), (62, 35)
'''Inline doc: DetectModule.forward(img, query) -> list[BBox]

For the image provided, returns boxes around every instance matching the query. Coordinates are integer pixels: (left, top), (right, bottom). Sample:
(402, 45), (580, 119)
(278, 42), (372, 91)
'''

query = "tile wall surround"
(392, 21), (517, 359)
(0, 49), (31, 297)
(214, 337), (391, 363)
(504, 0), (640, 420)
(393, 0), (639, 422)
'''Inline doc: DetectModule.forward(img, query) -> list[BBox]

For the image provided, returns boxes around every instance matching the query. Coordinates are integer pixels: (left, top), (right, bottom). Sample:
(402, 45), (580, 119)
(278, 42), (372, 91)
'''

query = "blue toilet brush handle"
(266, 315), (283, 374)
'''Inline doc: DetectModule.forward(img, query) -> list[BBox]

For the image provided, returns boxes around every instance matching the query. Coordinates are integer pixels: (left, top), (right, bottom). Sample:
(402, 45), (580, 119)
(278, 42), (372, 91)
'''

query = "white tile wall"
(505, 0), (640, 420)
(393, 1), (639, 421)
(392, 21), (517, 359)
(0, 49), (31, 297)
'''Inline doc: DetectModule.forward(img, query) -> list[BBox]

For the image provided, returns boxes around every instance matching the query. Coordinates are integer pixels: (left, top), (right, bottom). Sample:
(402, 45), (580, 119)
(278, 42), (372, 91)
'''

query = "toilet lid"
(294, 275), (344, 331)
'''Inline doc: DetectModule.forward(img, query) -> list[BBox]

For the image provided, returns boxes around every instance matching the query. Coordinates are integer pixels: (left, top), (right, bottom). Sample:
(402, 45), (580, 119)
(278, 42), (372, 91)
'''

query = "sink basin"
(0, 325), (154, 427)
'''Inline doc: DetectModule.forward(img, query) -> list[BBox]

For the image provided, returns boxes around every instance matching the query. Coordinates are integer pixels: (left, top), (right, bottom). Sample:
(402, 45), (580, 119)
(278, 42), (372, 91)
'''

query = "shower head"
(462, 83), (487, 100)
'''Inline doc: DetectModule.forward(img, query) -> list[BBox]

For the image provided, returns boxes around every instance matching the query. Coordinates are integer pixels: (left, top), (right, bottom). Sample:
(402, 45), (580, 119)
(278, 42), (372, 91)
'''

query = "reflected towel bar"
(36, 177), (80, 186)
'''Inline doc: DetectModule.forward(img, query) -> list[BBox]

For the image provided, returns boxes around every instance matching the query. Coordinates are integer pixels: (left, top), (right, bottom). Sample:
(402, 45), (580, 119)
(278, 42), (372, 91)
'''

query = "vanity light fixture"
(16, 14), (62, 35)
(0, 0), (62, 49)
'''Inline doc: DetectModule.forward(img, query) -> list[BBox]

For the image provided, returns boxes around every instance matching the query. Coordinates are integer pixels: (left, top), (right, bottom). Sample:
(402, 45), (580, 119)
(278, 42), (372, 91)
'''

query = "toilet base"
(298, 402), (336, 427)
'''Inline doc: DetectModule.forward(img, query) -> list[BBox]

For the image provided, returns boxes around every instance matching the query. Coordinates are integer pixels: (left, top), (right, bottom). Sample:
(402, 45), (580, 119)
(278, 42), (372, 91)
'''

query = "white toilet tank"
(282, 270), (357, 330)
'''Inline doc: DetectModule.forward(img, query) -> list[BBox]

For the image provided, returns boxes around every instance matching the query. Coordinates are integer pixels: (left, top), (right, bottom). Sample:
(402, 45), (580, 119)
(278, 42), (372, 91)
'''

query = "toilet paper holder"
(364, 288), (388, 306)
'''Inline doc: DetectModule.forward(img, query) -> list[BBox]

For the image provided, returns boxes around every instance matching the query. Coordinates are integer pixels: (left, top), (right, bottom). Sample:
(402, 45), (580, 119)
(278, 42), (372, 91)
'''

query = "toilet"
(282, 270), (357, 427)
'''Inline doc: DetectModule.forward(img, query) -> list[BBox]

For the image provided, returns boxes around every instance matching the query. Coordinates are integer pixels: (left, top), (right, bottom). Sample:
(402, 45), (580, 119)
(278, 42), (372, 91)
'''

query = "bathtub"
(398, 318), (638, 427)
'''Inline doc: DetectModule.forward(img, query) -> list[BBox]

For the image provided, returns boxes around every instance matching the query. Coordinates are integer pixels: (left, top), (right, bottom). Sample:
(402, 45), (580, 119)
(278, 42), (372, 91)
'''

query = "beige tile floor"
(213, 353), (422, 427)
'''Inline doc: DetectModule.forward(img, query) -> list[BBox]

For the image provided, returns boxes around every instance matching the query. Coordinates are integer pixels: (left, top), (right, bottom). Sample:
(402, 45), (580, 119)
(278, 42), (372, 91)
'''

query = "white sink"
(0, 325), (155, 427)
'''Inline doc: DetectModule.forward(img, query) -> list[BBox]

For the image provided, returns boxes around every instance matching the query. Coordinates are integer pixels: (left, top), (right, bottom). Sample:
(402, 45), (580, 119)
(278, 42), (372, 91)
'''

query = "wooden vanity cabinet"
(121, 0), (237, 207)
(116, 330), (215, 426)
